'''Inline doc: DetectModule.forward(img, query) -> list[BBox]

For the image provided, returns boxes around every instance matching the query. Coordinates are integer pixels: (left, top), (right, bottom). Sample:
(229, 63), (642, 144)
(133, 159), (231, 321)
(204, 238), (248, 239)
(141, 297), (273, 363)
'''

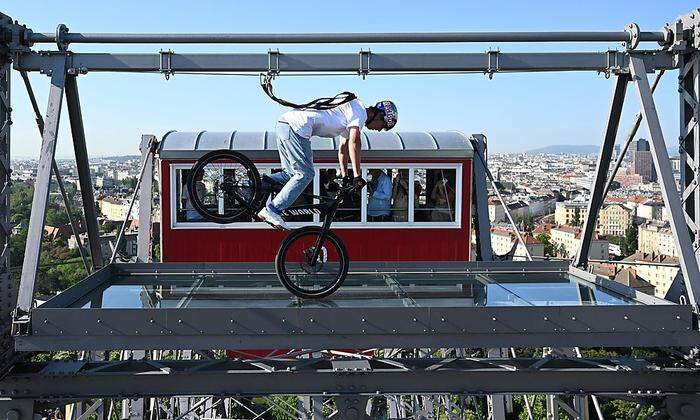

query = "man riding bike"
(257, 99), (398, 229)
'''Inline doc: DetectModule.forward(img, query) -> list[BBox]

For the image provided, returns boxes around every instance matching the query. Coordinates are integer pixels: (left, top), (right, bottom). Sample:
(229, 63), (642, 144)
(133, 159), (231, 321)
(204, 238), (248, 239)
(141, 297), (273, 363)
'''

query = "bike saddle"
(261, 175), (285, 193)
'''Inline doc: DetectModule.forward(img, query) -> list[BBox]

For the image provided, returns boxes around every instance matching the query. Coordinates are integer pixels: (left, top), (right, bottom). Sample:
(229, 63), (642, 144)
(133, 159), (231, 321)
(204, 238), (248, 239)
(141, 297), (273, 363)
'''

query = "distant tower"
(632, 138), (656, 182)
(625, 139), (649, 162)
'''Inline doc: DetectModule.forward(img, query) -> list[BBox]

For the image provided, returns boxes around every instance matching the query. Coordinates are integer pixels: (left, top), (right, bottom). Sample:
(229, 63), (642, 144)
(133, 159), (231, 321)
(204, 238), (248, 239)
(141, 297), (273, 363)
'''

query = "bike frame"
(274, 188), (347, 268)
(251, 180), (350, 268)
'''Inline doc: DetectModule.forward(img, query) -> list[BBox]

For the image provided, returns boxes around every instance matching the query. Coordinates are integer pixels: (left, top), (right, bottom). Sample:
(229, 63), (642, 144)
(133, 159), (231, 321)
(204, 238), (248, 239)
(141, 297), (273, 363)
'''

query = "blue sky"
(3, 0), (695, 158)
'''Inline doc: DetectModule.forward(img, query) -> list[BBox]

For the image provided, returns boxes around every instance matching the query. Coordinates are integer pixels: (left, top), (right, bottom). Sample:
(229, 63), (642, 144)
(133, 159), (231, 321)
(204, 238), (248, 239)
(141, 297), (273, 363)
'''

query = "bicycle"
(187, 149), (359, 299)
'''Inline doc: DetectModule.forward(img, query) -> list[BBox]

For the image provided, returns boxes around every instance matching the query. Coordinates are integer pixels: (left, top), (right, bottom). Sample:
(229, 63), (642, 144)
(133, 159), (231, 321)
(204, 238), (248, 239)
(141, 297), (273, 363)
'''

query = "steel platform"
(14, 261), (699, 351)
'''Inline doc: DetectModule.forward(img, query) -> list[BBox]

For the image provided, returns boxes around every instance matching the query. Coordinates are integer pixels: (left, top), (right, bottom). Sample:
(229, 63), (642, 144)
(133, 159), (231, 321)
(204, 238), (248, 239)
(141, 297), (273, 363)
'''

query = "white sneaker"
(257, 207), (289, 230)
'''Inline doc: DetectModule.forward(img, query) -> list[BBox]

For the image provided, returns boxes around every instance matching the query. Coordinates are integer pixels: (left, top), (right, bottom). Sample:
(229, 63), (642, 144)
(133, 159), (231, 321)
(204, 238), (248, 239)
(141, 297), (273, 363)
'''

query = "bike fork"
(308, 213), (334, 266)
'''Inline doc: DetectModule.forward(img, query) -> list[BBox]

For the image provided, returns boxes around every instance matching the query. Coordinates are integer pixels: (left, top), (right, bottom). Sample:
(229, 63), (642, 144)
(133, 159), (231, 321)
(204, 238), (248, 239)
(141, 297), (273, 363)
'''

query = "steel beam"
(13, 51), (678, 74)
(487, 348), (507, 420)
(17, 301), (697, 351)
(15, 56), (67, 318)
(573, 74), (628, 267)
(109, 139), (152, 264)
(0, 357), (698, 399)
(65, 75), (103, 270)
(19, 70), (90, 275)
(470, 135), (493, 261)
(472, 136), (532, 260)
(26, 30), (666, 45)
(630, 56), (700, 309)
(137, 136), (155, 263)
(0, 45), (12, 362)
(679, 51), (700, 279)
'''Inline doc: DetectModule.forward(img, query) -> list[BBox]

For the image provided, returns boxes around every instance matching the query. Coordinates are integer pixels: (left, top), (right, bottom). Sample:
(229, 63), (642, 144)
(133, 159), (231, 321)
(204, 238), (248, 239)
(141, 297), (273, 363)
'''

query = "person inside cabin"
(182, 170), (206, 222)
(391, 169), (409, 221)
(321, 168), (341, 196)
(413, 180), (425, 221)
(430, 177), (456, 222)
(367, 169), (393, 222)
(257, 99), (398, 229)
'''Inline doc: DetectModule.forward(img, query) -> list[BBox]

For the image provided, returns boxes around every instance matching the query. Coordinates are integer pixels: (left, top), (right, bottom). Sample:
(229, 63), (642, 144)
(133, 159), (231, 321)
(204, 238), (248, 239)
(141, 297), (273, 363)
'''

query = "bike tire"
(188, 149), (262, 224)
(275, 226), (349, 299)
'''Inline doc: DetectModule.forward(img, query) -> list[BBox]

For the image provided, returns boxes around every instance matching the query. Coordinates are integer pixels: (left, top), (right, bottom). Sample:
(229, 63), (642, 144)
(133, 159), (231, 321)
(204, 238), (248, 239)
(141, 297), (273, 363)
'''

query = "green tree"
(10, 181), (34, 227)
(516, 215), (535, 232)
(118, 177), (138, 190)
(153, 243), (161, 262)
(571, 209), (582, 227)
(45, 206), (69, 227)
(622, 226), (638, 257)
(535, 233), (556, 257)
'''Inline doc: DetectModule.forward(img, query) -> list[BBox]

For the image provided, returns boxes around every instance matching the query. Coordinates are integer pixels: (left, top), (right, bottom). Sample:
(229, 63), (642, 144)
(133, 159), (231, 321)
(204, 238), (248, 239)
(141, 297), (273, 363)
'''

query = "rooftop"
(159, 130), (474, 159)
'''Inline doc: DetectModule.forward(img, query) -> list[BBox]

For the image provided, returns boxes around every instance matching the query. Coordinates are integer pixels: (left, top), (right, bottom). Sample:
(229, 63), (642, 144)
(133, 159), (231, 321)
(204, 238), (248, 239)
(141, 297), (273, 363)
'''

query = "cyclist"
(257, 99), (398, 229)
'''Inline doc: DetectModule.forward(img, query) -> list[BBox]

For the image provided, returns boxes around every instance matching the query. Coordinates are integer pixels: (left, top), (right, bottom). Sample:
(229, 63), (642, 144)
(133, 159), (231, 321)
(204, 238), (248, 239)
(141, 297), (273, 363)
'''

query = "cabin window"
(320, 168), (361, 222)
(414, 168), (457, 222)
(171, 163), (461, 228)
(365, 168), (409, 223)
(176, 168), (204, 223)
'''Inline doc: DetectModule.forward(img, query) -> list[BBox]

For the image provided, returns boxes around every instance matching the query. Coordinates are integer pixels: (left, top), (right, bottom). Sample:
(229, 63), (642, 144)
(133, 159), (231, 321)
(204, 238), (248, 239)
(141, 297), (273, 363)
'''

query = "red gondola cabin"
(158, 131), (474, 263)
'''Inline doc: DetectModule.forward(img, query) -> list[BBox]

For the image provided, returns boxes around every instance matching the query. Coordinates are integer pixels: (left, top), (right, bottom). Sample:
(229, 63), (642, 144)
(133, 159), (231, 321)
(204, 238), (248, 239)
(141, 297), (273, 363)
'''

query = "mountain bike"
(187, 149), (357, 299)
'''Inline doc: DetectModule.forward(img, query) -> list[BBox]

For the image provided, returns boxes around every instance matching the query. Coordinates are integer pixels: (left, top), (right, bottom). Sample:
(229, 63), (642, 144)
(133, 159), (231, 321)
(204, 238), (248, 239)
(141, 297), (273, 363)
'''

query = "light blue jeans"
(267, 122), (315, 214)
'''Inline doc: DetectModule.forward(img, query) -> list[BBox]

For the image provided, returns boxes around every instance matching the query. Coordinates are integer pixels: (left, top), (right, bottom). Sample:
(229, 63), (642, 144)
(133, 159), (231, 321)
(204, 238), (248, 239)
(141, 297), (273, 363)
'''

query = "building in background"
(99, 197), (139, 221)
(589, 263), (656, 296)
(620, 252), (679, 298)
(670, 156), (681, 173)
(638, 221), (677, 257)
(488, 199), (505, 223)
(597, 203), (632, 236)
(490, 227), (544, 261)
(637, 199), (664, 221)
(632, 138), (657, 183)
(550, 225), (609, 260)
(95, 175), (115, 189)
(527, 194), (557, 218)
(554, 201), (588, 226)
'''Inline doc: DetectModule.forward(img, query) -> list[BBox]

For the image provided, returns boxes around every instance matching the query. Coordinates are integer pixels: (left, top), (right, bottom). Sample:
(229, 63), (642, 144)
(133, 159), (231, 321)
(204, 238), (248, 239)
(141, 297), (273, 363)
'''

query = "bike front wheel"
(275, 227), (349, 299)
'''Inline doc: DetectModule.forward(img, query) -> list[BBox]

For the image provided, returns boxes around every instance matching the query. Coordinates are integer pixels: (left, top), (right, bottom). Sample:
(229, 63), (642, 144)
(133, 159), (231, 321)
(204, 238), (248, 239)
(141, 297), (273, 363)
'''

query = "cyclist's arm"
(338, 135), (350, 177)
(346, 126), (362, 177)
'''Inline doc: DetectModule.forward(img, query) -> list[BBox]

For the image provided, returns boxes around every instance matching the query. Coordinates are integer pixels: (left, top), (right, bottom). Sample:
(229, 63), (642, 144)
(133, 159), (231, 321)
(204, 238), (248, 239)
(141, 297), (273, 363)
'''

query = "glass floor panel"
(67, 270), (639, 309)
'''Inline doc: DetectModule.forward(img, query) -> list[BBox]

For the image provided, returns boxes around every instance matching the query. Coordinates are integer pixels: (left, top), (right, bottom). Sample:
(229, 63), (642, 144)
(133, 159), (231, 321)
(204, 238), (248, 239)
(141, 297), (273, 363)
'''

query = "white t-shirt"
(280, 98), (367, 139)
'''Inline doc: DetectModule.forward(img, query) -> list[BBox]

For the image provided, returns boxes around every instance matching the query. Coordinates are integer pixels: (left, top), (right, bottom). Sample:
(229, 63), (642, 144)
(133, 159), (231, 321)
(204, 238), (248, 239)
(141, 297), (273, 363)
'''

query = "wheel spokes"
(283, 234), (343, 293)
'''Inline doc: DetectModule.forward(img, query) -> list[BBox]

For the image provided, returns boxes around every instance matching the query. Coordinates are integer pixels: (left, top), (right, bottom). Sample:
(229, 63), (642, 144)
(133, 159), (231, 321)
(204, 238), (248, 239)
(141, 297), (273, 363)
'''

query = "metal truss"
(2, 356), (699, 399)
(680, 13), (700, 266)
(0, 16), (12, 367)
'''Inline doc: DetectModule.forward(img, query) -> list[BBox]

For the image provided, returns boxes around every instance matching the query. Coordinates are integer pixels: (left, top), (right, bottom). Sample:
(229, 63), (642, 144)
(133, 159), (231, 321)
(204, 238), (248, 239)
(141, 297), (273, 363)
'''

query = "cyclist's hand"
(352, 176), (367, 190)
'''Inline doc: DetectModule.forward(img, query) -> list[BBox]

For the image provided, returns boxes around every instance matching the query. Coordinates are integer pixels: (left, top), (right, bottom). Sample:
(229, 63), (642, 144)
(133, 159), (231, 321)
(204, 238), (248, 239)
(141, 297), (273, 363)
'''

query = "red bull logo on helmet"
(376, 100), (398, 130)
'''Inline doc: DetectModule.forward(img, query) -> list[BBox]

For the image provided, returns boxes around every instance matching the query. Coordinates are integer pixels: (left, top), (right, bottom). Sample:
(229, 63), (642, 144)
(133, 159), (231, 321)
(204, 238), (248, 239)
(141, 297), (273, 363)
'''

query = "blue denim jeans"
(267, 122), (315, 214)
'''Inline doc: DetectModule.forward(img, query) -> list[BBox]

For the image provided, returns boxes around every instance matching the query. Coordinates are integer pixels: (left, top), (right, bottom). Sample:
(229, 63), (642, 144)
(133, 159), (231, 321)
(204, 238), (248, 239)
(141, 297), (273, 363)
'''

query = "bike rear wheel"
(275, 226), (349, 299)
(188, 150), (262, 224)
